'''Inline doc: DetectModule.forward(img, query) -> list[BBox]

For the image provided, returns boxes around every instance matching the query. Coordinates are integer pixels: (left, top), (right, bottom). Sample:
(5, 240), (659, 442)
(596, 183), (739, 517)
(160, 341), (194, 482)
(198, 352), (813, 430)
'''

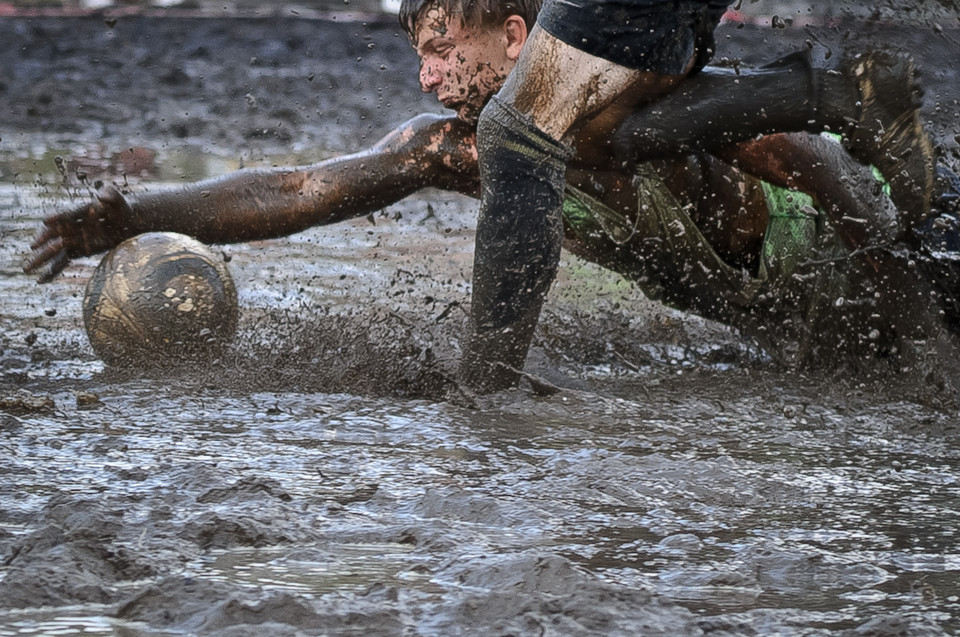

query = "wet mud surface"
(2, 9), (960, 636)
(0, 13), (441, 176)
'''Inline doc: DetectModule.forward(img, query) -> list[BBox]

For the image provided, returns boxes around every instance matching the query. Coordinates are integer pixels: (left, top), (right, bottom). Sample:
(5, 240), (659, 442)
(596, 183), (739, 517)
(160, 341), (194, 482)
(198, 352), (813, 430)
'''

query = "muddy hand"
(23, 184), (134, 283)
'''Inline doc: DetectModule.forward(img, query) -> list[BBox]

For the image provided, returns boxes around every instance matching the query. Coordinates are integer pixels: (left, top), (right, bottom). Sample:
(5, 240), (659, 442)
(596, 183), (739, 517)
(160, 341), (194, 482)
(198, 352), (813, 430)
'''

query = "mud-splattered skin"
(23, 4), (519, 284)
(24, 114), (481, 282)
(411, 6), (519, 125)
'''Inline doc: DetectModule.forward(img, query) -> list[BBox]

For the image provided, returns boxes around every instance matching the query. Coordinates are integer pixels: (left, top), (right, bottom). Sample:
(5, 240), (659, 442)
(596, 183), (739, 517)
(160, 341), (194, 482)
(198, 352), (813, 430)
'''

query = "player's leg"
(614, 49), (936, 233)
(460, 0), (729, 392)
(461, 27), (650, 392)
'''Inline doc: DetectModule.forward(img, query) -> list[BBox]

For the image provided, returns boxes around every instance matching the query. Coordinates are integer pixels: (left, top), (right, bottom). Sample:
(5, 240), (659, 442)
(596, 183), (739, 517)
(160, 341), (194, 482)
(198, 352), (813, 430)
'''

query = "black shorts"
(537, 0), (730, 74)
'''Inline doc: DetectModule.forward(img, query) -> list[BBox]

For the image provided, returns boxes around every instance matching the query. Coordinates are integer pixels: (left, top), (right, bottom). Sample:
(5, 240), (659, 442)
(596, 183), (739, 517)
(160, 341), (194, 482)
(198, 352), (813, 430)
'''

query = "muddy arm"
(25, 114), (480, 282)
(128, 113), (479, 242)
(721, 133), (899, 249)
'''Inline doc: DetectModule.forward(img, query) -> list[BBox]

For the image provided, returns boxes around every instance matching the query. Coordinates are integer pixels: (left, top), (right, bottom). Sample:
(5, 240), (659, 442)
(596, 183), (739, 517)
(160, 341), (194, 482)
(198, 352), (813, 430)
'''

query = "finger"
(97, 184), (124, 207)
(22, 237), (64, 274)
(30, 226), (59, 251)
(30, 217), (76, 250)
(36, 250), (70, 284)
(97, 185), (134, 226)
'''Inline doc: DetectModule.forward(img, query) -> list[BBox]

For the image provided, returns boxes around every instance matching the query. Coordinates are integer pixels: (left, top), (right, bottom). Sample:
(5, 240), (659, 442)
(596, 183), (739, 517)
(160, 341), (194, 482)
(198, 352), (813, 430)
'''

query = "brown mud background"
(1, 5), (960, 636)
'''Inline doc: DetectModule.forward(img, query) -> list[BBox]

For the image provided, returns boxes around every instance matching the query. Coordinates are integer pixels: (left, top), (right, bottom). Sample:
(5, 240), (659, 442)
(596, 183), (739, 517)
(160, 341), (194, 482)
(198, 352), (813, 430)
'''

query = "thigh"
(499, 25), (683, 141)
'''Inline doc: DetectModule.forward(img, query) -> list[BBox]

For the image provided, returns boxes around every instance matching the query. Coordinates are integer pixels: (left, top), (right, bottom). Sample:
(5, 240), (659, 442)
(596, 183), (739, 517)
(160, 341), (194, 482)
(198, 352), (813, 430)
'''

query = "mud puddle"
(4, 181), (960, 635)
(3, 9), (960, 636)
(1, 376), (959, 635)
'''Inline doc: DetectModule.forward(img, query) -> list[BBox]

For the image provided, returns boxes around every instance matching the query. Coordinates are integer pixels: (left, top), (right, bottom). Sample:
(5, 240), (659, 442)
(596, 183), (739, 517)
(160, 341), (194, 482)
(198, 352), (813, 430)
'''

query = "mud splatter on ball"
(83, 232), (238, 367)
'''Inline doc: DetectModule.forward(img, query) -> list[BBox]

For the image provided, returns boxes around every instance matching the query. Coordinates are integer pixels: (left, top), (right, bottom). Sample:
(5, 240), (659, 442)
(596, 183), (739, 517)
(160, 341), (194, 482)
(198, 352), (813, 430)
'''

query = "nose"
(419, 60), (441, 92)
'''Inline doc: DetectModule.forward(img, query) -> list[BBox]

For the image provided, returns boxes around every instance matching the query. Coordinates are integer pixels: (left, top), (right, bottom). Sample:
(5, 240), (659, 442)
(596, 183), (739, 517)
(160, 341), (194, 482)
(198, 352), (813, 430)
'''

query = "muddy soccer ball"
(83, 232), (238, 367)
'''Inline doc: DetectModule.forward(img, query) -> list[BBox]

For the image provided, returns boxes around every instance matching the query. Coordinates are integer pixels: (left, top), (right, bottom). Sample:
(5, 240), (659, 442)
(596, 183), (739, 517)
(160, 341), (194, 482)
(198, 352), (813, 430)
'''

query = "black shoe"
(841, 50), (937, 233)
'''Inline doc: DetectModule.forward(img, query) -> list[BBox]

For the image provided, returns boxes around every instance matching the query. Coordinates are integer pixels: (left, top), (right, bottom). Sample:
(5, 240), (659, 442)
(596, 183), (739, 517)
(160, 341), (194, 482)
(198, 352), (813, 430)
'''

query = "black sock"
(459, 96), (572, 393)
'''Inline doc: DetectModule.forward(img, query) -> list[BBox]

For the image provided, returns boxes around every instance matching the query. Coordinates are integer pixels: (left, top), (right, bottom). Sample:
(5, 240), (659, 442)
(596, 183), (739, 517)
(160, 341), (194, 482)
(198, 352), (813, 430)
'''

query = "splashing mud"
(2, 4), (960, 636)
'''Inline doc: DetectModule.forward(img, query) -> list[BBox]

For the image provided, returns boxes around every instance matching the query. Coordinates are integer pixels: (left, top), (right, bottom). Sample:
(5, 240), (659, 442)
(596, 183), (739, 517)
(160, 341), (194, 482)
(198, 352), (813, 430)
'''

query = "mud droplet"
(75, 391), (103, 410)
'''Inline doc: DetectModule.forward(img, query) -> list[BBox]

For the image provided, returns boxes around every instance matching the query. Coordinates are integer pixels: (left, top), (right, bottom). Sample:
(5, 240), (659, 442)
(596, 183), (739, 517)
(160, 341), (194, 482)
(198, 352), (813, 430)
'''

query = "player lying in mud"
(23, 0), (960, 392)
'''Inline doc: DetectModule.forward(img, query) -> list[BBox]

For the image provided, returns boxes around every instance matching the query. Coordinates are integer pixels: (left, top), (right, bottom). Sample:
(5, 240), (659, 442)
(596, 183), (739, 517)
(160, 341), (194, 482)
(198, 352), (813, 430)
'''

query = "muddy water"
(3, 9), (960, 637)
(3, 179), (960, 635)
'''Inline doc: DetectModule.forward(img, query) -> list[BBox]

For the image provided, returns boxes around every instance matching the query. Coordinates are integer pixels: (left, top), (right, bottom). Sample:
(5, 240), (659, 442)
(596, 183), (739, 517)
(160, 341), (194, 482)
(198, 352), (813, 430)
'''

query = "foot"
(840, 50), (937, 234)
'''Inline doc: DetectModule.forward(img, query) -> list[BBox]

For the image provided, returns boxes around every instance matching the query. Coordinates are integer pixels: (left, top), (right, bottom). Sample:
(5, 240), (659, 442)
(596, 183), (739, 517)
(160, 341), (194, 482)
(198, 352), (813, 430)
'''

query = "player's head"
(399, 0), (541, 122)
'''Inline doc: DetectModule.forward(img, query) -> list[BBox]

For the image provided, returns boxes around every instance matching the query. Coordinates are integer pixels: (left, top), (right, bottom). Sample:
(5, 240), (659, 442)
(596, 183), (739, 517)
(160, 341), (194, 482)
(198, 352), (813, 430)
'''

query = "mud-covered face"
(412, 7), (515, 123)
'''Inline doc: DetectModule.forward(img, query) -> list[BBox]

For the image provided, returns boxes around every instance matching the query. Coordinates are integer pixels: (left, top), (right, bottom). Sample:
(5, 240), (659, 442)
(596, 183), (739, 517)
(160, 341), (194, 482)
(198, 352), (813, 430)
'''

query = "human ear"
(503, 15), (527, 60)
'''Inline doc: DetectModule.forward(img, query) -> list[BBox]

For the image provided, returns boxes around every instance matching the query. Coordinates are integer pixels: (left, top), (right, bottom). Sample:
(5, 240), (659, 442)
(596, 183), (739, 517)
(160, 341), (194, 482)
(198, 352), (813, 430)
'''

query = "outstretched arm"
(24, 113), (479, 282)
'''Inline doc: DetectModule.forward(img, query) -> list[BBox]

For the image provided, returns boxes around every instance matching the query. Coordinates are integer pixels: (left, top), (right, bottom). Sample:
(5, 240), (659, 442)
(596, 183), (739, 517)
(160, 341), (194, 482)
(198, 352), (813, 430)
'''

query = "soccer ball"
(82, 232), (238, 367)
